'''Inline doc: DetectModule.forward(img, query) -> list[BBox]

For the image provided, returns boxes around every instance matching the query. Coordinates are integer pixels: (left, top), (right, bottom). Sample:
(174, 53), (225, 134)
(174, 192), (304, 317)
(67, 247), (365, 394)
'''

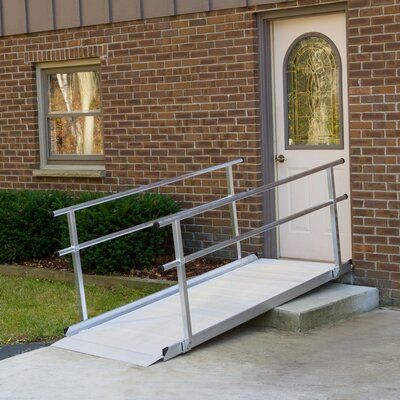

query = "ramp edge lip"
(52, 337), (163, 367)
(65, 254), (258, 336)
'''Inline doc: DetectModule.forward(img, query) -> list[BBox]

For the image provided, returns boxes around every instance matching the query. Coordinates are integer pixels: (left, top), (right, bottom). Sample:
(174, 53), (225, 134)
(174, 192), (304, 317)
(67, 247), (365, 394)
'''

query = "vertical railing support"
(172, 219), (192, 351)
(326, 167), (342, 276)
(67, 211), (88, 321)
(226, 164), (241, 259)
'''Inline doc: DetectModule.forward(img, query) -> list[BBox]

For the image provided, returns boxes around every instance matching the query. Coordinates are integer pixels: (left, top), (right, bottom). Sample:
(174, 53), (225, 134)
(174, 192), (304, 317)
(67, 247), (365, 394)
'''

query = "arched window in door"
(285, 34), (342, 148)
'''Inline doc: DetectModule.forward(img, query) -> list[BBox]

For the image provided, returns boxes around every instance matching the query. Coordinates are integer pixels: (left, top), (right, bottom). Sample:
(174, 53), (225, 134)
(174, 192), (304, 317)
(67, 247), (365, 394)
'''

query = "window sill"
(32, 166), (106, 178)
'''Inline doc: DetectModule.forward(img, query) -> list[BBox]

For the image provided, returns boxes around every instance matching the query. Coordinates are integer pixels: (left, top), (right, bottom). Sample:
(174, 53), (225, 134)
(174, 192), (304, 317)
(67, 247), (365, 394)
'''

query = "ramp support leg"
(326, 167), (342, 277)
(226, 164), (241, 259)
(172, 219), (192, 350)
(67, 211), (88, 321)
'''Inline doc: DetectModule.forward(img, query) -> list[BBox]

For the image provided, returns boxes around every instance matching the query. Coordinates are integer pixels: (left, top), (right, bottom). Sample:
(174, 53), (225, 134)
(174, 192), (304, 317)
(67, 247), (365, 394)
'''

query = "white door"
(271, 13), (352, 262)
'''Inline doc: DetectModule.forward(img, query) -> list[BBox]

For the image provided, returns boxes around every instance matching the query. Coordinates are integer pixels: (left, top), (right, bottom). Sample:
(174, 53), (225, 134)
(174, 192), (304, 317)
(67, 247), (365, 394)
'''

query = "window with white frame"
(37, 60), (104, 167)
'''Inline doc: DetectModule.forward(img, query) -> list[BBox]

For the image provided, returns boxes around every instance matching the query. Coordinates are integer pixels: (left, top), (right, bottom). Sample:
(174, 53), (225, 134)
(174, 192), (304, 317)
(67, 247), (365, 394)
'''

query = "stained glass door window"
(286, 35), (342, 148)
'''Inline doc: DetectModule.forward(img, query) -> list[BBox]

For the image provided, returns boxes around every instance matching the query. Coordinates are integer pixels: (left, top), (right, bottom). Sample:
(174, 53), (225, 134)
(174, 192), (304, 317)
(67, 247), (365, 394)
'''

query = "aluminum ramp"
(52, 158), (350, 368)
(53, 256), (344, 367)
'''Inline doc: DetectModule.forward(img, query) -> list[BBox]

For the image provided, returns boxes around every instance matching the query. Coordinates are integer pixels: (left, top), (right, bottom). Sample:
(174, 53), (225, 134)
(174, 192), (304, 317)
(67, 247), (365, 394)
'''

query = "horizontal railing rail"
(57, 219), (155, 257)
(153, 158), (345, 230)
(160, 194), (348, 272)
(53, 158), (244, 217)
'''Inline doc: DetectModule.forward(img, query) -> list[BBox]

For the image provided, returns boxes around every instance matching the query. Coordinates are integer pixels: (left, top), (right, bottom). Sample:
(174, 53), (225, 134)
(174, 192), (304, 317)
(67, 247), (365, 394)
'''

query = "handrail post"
(226, 164), (241, 259)
(326, 167), (342, 275)
(67, 211), (88, 321)
(171, 219), (192, 351)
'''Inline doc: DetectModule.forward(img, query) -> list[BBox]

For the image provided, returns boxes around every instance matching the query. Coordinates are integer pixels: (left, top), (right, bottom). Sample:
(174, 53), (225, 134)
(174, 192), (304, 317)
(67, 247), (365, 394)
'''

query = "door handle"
(275, 154), (287, 163)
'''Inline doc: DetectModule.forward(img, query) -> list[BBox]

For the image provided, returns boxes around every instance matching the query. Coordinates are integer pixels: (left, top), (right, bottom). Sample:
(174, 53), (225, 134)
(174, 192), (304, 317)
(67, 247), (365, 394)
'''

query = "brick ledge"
(32, 168), (106, 178)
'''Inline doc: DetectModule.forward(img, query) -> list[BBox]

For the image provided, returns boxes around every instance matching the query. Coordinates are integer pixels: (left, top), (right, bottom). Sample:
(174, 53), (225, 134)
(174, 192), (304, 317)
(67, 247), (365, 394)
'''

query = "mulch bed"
(19, 258), (71, 271)
(132, 257), (228, 281)
(16, 256), (228, 282)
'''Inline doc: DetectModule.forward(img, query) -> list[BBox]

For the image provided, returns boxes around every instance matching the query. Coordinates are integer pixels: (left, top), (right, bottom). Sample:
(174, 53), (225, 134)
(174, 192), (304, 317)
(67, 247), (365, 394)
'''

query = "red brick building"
(0, 0), (398, 304)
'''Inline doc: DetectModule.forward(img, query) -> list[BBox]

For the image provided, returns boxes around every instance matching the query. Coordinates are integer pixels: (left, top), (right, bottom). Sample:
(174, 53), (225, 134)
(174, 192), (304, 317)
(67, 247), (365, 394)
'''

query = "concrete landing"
(251, 283), (379, 332)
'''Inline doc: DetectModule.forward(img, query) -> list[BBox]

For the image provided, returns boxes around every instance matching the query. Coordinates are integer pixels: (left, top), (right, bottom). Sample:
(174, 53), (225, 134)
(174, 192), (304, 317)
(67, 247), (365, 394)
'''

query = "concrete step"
(250, 283), (379, 332)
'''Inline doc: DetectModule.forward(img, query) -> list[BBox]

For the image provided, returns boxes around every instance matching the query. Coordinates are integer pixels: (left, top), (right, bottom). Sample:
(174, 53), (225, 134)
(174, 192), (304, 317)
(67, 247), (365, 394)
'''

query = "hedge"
(0, 191), (71, 263)
(0, 190), (180, 274)
(60, 192), (180, 274)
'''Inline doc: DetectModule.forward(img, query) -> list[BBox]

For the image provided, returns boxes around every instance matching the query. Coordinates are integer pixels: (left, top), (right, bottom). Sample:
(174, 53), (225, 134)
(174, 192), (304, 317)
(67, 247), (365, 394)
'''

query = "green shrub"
(61, 192), (180, 275)
(0, 190), (180, 274)
(0, 190), (72, 263)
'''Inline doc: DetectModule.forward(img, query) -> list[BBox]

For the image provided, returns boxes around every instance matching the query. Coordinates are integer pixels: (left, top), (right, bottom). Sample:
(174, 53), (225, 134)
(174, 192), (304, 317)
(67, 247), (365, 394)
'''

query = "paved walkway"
(0, 309), (399, 400)
(0, 342), (50, 361)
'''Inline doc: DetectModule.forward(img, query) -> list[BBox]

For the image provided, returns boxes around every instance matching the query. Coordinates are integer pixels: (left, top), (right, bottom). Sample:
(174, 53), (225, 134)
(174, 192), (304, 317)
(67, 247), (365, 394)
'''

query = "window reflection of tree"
(49, 71), (102, 156)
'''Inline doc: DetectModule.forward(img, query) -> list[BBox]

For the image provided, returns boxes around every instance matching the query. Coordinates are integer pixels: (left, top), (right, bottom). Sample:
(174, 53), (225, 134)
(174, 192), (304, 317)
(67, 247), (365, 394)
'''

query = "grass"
(0, 275), (159, 345)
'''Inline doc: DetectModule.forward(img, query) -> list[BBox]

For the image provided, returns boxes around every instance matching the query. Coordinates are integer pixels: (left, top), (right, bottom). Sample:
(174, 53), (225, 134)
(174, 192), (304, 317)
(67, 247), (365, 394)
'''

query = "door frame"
(257, 2), (348, 258)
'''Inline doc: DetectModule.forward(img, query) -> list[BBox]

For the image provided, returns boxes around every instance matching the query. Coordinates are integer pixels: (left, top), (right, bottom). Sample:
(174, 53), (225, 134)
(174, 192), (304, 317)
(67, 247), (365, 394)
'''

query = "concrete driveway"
(0, 309), (399, 400)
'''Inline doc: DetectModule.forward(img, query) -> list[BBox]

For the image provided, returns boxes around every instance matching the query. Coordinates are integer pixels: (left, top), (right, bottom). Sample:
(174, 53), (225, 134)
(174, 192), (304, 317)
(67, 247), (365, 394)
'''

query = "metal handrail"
(53, 158), (244, 217)
(160, 194), (348, 272)
(153, 158), (345, 230)
(56, 158), (244, 257)
(53, 158), (244, 320)
(57, 158), (344, 257)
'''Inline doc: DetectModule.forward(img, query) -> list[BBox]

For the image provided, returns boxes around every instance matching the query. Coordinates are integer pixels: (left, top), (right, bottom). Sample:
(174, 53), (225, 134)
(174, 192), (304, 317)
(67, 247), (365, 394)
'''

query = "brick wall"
(0, 0), (399, 303)
(0, 3), (269, 258)
(0, 0), (336, 259)
(348, 0), (400, 305)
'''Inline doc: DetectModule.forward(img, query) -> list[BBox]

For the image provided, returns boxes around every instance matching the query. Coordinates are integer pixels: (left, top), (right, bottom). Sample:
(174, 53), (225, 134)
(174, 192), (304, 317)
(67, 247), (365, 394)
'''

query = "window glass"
(48, 116), (103, 156)
(287, 36), (341, 147)
(48, 71), (101, 113)
(45, 69), (103, 157)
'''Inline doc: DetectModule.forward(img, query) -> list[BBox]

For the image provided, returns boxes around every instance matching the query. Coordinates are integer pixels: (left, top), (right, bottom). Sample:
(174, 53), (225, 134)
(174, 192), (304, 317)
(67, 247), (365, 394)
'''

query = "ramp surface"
(53, 258), (336, 366)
